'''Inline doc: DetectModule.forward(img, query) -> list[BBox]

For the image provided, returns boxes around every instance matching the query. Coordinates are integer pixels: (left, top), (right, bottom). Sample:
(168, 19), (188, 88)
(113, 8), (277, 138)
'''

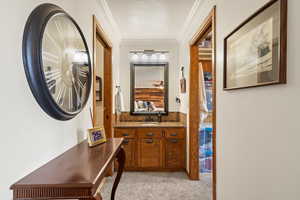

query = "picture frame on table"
(224, 0), (287, 90)
(87, 127), (106, 147)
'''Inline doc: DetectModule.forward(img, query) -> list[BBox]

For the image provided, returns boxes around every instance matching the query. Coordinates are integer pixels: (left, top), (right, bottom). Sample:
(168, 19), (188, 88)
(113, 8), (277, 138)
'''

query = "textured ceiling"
(105, 0), (196, 39)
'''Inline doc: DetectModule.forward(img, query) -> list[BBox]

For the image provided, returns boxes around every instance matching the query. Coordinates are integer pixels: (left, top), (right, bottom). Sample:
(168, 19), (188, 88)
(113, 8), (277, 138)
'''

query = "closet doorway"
(92, 16), (113, 141)
(188, 7), (216, 200)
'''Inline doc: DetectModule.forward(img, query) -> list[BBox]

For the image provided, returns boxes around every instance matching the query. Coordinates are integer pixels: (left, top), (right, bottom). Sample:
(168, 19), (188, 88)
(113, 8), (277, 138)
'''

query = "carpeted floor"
(100, 172), (211, 200)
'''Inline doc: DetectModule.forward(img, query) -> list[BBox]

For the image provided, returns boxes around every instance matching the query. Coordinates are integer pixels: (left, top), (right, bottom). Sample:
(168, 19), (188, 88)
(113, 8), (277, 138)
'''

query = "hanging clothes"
(199, 62), (213, 174)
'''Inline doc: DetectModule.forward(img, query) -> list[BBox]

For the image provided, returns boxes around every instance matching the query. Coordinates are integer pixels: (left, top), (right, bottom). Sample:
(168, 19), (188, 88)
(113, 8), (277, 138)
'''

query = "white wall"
(179, 0), (300, 199)
(178, 0), (217, 175)
(0, 0), (120, 199)
(119, 39), (180, 112)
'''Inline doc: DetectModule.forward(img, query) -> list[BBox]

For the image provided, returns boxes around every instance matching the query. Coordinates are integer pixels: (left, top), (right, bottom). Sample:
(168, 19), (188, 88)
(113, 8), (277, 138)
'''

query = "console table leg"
(111, 147), (125, 200)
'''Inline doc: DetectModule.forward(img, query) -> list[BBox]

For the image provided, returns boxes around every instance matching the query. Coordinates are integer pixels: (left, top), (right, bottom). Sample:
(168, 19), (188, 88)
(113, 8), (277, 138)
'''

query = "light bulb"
(131, 53), (139, 62)
(141, 54), (148, 62)
(73, 51), (88, 65)
(159, 53), (167, 61)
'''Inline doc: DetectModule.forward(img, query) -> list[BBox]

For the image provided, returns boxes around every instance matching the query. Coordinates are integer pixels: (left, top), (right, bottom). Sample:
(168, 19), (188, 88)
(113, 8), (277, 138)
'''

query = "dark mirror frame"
(130, 62), (169, 115)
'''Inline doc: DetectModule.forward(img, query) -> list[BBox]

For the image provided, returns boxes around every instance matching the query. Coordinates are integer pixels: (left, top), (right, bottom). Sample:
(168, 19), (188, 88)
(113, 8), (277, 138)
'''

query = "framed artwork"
(87, 127), (106, 147)
(180, 66), (186, 93)
(224, 0), (287, 90)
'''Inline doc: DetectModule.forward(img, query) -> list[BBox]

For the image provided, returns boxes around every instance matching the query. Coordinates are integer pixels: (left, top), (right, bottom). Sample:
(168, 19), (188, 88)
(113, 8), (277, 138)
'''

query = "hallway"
(1, 0), (299, 200)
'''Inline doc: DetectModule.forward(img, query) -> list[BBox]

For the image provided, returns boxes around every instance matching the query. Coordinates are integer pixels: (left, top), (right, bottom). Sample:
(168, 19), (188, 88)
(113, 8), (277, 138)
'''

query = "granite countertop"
(113, 121), (186, 128)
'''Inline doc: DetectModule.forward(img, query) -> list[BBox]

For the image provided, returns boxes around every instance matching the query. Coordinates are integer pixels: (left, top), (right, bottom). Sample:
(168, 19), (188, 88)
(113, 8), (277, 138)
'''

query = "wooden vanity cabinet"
(165, 139), (185, 169)
(122, 139), (137, 168)
(115, 129), (137, 168)
(164, 128), (185, 169)
(114, 127), (186, 171)
(139, 138), (163, 168)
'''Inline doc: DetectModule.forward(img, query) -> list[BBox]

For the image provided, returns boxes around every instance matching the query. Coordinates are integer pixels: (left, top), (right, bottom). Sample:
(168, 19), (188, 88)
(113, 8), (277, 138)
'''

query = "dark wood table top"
(11, 138), (123, 189)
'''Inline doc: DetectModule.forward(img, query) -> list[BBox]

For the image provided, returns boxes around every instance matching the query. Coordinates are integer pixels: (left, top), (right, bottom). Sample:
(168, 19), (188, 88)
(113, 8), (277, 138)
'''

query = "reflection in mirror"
(94, 39), (105, 127)
(131, 63), (168, 115)
(42, 13), (90, 113)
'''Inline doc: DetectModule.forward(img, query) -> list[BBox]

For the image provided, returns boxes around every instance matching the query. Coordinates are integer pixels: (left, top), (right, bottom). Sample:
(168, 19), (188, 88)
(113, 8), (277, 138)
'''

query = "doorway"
(92, 15), (113, 140)
(188, 7), (216, 200)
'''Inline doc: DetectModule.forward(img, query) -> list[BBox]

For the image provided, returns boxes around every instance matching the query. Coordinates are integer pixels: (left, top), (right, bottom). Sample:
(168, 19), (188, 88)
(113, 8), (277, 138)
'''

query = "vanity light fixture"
(73, 50), (89, 65)
(150, 53), (158, 62)
(159, 53), (167, 61)
(130, 50), (169, 63)
(131, 53), (139, 62)
(141, 54), (149, 62)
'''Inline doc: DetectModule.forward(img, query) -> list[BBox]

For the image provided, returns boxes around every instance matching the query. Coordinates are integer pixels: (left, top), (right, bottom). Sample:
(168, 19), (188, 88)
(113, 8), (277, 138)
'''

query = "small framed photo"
(224, 0), (287, 90)
(87, 127), (106, 147)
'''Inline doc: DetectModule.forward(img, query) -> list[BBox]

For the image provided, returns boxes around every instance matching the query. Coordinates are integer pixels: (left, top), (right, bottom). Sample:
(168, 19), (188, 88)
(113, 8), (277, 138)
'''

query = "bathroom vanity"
(114, 122), (186, 171)
(114, 57), (186, 171)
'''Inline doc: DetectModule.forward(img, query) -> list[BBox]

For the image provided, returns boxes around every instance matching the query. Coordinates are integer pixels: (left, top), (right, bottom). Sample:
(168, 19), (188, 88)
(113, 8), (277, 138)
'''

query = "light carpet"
(100, 172), (211, 200)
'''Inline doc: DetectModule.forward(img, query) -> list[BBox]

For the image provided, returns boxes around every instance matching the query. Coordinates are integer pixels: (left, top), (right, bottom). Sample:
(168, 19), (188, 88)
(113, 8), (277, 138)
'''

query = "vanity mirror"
(130, 63), (169, 115)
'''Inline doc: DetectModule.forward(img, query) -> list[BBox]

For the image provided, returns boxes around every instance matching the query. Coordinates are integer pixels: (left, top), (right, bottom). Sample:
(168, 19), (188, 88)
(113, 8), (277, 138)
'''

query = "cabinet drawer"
(114, 128), (136, 138)
(165, 128), (185, 139)
(138, 128), (162, 138)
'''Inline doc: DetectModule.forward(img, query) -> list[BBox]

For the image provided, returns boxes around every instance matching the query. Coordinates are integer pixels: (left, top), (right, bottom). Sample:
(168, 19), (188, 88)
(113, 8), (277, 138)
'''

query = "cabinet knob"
(122, 133), (129, 136)
(146, 132), (154, 137)
(170, 139), (178, 143)
(170, 133), (178, 136)
(145, 139), (153, 144)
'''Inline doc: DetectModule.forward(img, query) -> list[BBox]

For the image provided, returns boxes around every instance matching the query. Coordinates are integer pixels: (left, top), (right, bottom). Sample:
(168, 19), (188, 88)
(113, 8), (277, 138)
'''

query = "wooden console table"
(10, 138), (125, 200)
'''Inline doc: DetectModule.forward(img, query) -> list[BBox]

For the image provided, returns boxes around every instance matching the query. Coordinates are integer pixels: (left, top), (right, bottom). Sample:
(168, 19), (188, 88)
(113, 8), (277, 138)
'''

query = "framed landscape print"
(224, 0), (287, 90)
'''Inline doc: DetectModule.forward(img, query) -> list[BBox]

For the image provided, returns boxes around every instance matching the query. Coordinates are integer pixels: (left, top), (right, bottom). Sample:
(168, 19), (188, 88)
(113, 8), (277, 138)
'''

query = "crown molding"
(176, 0), (205, 42)
(97, 0), (122, 42)
(120, 38), (179, 47)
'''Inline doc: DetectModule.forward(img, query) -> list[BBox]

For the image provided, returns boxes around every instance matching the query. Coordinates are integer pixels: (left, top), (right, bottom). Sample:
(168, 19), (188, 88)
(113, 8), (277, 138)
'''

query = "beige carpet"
(100, 172), (211, 200)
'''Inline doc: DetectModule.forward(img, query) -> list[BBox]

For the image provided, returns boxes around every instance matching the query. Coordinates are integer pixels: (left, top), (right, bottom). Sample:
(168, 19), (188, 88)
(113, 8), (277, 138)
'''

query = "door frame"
(92, 15), (113, 138)
(188, 7), (217, 200)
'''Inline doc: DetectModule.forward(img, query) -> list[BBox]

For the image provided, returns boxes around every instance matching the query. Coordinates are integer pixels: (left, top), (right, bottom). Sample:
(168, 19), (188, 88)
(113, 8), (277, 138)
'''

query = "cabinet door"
(139, 138), (163, 168)
(114, 139), (136, 169)
(123, 139), (137, 168)
(165, 139), (185, 169)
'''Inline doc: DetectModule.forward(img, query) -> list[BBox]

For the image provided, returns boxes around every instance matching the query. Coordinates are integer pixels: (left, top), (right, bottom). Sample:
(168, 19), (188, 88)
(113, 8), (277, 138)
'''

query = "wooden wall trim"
(211, 7), (217, 200)
(93, 15), (112, 48)
(92, 15), (113, 176)
(189, 44), (200, 180)
(188, 6), (217, 200)
(92, 15), (113, 137)
(189, 9), (214, 45)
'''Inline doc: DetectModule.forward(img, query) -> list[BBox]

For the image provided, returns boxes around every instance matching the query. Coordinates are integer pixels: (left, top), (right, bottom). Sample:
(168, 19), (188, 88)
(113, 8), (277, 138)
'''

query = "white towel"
(115, 86), (125, 114)
(199, 63), (209, 124)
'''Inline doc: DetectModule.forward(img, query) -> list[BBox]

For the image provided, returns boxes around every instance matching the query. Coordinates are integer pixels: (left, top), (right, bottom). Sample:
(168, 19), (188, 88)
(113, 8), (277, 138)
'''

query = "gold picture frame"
(87, 127), (106, 147)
